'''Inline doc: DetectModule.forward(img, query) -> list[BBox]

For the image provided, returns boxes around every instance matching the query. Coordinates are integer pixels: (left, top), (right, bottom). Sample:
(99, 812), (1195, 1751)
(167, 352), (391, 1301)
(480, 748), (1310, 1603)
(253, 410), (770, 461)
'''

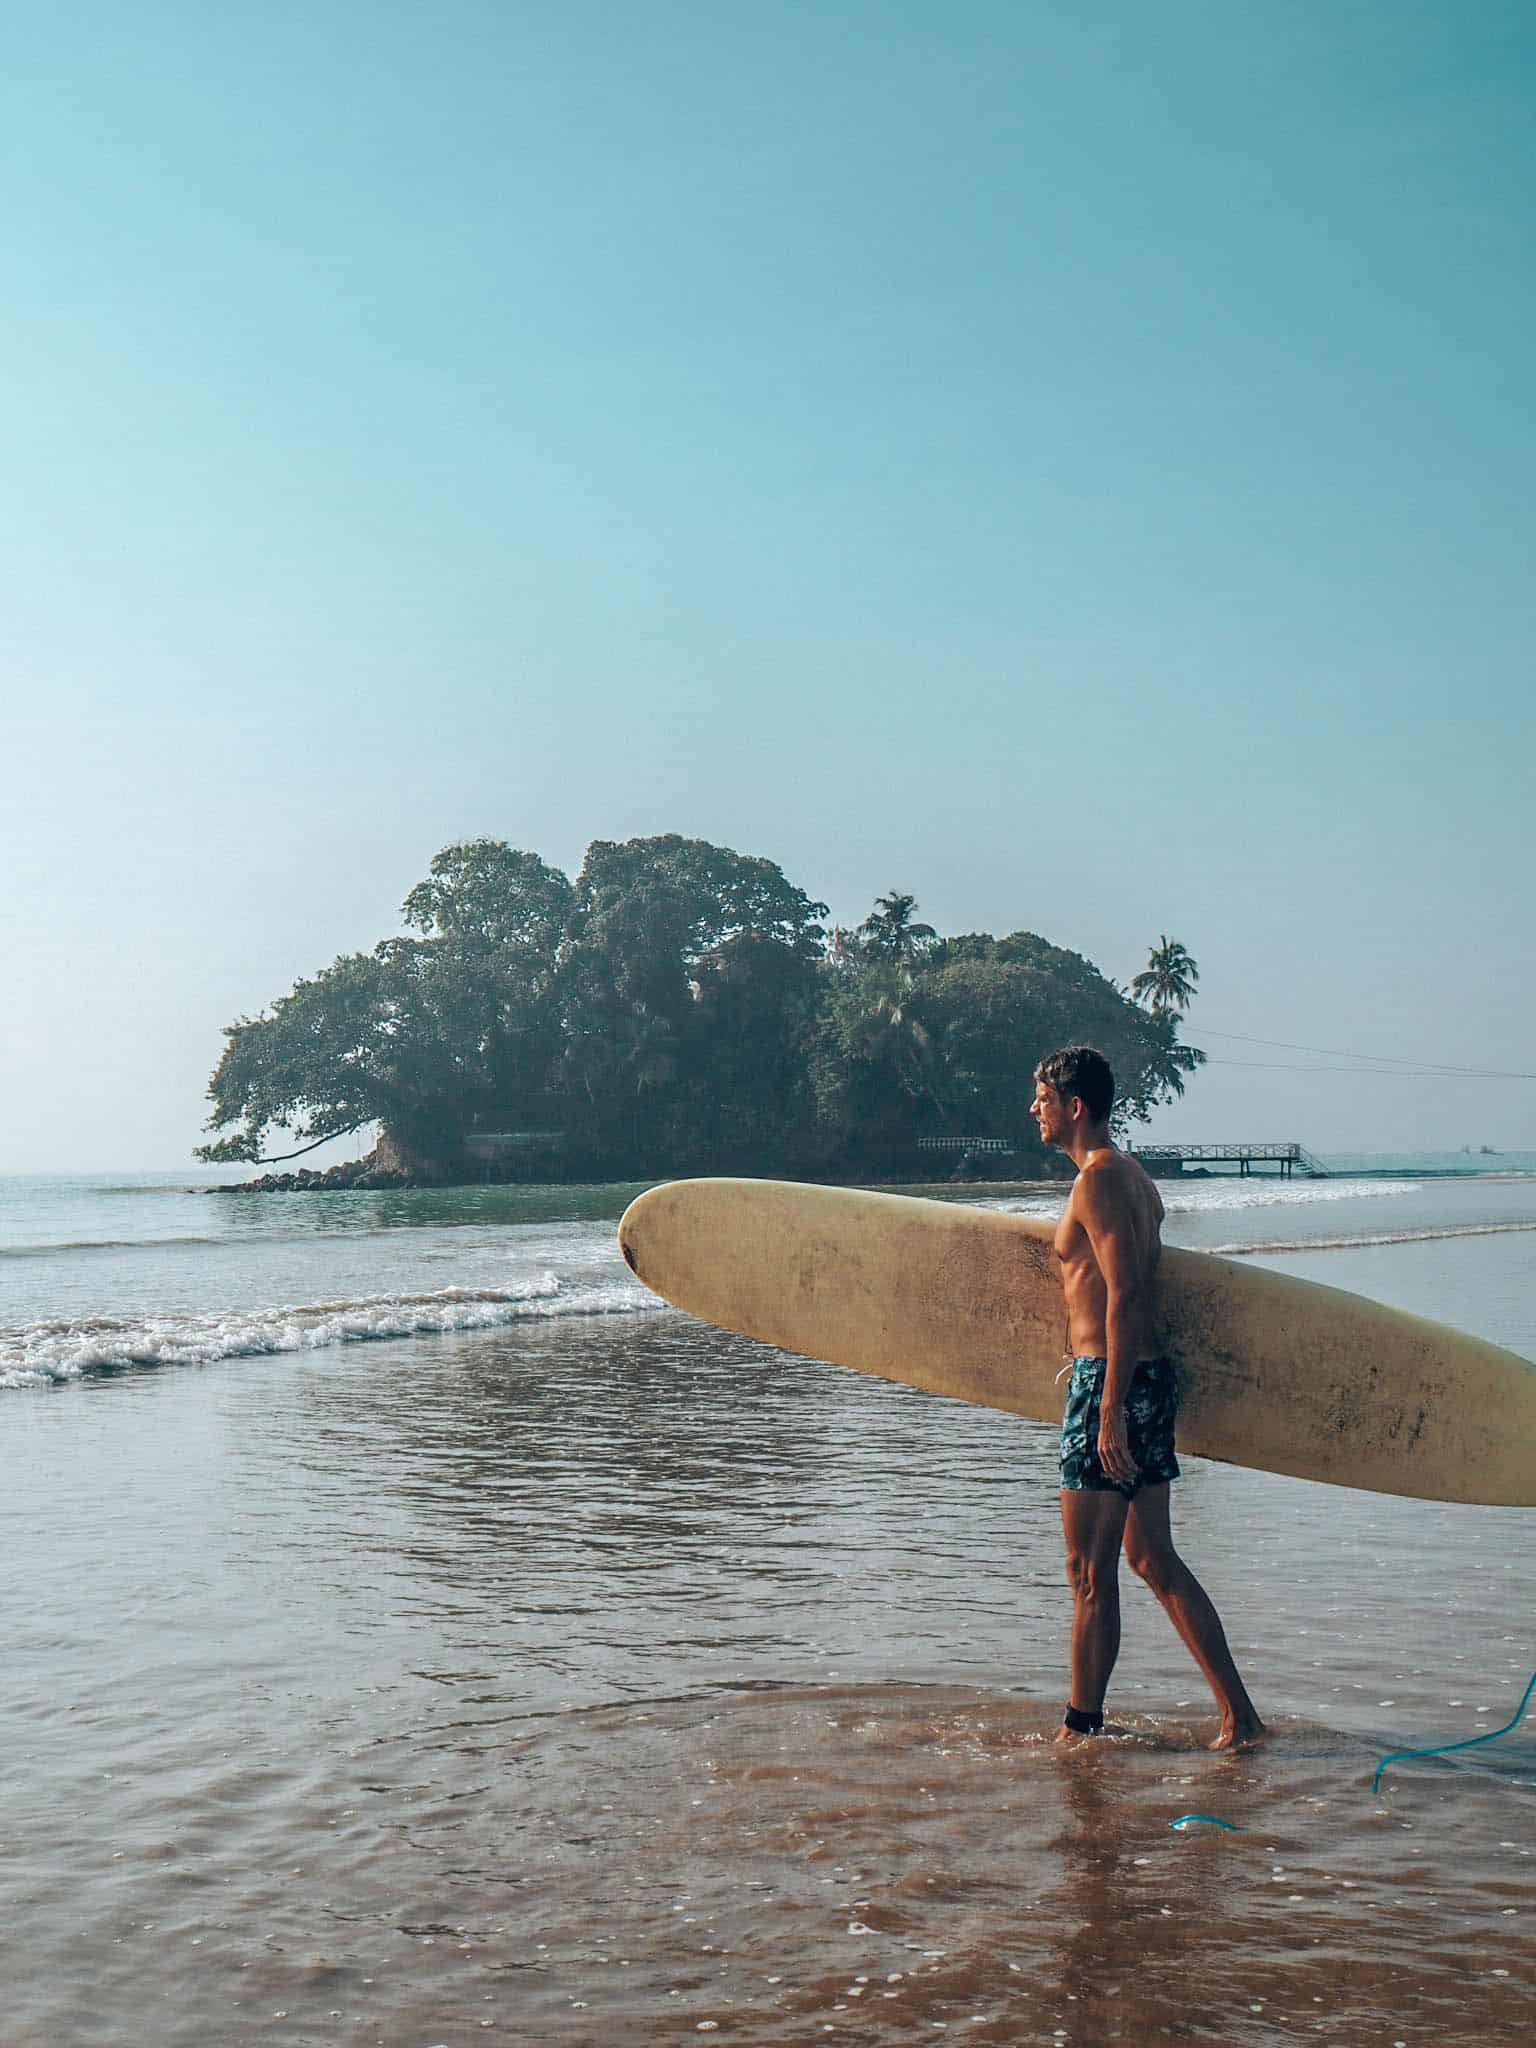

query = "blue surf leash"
(1371, 1666), (1536, 1795)
(1166, 1663), (1536, 1830)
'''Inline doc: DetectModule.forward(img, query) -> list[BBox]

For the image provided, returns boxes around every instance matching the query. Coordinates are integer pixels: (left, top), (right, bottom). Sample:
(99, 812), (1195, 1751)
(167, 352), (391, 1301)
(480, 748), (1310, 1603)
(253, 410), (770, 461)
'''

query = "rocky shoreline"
(213, 1159), (417, 1193)
(210, 1134), (437, 1194)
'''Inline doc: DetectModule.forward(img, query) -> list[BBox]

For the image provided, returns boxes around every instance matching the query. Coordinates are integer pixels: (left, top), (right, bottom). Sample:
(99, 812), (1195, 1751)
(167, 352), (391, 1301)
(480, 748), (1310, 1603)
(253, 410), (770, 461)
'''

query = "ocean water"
(4, 1161), (1535, 2044)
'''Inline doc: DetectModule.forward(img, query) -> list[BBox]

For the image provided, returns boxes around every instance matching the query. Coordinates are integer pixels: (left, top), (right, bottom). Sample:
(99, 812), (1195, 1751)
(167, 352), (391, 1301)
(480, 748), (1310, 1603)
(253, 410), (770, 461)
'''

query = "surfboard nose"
(617, 1192), (646, 1277)
(617, 1181), (681, 1292)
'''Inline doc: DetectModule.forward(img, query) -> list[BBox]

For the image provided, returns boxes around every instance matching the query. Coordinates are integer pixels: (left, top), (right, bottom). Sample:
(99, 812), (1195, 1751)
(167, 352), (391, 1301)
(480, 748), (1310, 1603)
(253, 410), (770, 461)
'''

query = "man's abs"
(1055, 1244), (1151, 1358)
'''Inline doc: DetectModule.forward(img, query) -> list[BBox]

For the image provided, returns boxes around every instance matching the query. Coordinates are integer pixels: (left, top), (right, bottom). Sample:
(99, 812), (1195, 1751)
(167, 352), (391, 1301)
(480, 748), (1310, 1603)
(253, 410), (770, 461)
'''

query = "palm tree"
(1113, 1010), (1208, 1127)
(857, 891), (937, 965)
(845, 968), (952, 1114)
(1131, 935), (1198, 1014)
(1143, 1031), (1206, 1101)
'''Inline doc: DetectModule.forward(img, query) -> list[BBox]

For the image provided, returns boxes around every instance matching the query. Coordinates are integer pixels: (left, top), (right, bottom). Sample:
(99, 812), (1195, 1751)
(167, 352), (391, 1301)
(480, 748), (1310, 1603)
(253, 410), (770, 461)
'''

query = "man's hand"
(1097, 1402), (1138, 1489)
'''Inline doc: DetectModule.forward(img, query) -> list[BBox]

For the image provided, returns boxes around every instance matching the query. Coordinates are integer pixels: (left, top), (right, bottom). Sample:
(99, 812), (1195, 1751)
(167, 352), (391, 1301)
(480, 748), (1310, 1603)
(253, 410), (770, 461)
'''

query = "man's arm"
(1075, 1169), (1147, 1488)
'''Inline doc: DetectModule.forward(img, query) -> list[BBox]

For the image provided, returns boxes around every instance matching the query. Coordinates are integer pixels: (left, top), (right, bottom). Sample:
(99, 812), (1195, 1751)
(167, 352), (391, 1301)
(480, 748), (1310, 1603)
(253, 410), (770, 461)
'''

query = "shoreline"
(205, 1163), (1536, 1196)
(209, 1172), (1076, 1197)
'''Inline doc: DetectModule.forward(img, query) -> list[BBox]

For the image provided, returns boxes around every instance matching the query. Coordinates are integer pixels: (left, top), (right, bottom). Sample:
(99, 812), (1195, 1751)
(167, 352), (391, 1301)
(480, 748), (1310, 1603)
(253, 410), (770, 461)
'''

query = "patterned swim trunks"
(1059, 1356), (1181, 1498)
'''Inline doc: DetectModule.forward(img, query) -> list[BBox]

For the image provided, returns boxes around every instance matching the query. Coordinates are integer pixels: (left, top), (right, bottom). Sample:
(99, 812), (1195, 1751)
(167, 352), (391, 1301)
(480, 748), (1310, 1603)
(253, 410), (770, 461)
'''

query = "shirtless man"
(1029, 1044), (1263, 1750)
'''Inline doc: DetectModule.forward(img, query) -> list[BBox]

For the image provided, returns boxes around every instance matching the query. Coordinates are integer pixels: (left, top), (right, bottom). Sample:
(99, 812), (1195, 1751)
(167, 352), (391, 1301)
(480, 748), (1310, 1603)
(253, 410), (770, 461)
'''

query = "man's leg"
(1057, 1487), (1130, 1736)
(1122, 1484), (1264, 1749)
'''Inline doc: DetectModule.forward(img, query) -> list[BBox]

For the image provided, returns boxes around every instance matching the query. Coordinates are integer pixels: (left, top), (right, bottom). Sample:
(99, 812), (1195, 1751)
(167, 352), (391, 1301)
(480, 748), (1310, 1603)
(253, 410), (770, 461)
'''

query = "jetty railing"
(1130, 1142), (1329, 1180)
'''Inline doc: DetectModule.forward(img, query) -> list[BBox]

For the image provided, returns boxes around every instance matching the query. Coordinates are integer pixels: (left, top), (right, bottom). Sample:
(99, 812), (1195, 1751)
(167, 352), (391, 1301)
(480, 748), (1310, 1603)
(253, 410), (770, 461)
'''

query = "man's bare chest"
(1052, 1203), (1096, 1273)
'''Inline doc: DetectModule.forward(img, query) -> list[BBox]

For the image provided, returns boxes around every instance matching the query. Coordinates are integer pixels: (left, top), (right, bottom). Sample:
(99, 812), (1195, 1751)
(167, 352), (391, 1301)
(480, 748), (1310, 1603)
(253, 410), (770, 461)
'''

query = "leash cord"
(1167, 1664), (1536, 1828)
(1371, 1666), (1536, 1795)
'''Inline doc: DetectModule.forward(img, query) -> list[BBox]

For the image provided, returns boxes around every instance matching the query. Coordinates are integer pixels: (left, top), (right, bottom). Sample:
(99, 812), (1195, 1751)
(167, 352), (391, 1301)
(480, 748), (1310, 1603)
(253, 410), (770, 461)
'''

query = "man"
(1029, 1044), (1263, 1750)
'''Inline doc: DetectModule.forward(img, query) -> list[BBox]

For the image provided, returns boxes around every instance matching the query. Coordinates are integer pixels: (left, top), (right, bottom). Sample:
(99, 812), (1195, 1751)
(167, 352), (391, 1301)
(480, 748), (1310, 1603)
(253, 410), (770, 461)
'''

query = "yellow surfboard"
(618, 1178), (1536, 1506)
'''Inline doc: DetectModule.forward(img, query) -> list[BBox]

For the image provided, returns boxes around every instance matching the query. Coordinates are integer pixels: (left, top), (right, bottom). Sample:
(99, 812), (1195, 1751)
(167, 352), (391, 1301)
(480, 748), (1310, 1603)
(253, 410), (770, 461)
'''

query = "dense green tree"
(552, 836), (827, 1169)
(812, 959), (945, 1158)
(198, 952), (394, 1164)
(198, 940), (515, 1169)
(925, 931), (997, 969)
(399, 840), (573, 1129)
(199, 845), (574, 1167)
(199, 834), (1203, 1179)
(680, 932), (825, 1166)
(401, 840), (574, 953)
(912, 950), (1195, 1153)
(569, 836), (827, 964)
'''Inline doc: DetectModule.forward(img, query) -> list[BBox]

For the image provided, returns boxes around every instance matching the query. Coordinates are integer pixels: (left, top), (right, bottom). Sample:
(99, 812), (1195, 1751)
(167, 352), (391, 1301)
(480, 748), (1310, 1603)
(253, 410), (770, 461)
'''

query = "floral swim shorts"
(1059, 1356), (1181, 1498)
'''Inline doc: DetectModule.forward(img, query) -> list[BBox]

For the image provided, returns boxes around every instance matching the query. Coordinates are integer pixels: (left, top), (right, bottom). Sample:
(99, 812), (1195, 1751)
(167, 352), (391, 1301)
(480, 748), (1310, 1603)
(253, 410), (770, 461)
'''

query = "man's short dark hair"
(1035, 1044), (1115, 1122)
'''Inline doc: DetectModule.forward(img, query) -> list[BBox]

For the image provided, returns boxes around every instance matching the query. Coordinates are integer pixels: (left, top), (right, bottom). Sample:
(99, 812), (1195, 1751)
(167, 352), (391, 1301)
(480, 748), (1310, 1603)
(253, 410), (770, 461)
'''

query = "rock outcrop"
(215, 1132), (448, 1193)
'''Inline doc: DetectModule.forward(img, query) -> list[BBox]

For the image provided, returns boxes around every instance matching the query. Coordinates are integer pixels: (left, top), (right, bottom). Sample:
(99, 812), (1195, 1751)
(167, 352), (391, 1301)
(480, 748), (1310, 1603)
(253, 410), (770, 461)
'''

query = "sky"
(3, 1), (1533, 1169)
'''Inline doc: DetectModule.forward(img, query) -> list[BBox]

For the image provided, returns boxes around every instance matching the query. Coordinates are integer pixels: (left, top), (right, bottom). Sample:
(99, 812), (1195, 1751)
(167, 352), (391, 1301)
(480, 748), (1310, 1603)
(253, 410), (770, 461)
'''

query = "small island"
(200, 835), (1203, 1189)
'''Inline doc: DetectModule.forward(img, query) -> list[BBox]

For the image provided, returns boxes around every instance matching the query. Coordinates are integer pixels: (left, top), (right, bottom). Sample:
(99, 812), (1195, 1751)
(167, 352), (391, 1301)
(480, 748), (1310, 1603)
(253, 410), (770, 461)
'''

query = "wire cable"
(1203, 1058), (1536, 1080)
(1197, 1030), (1536, 1082)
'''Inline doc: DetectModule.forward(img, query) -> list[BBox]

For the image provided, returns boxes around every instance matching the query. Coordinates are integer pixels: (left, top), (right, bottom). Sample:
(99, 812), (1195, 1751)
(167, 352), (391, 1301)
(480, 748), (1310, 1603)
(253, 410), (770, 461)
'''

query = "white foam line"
(986, 1177), (1424, 1220)
(0, 1275), (668, 1389)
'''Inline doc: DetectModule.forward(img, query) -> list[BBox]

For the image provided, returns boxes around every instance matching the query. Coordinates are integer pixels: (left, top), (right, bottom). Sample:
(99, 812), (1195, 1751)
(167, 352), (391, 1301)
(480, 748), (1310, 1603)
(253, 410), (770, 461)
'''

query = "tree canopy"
(199, 837), (1203, 1178)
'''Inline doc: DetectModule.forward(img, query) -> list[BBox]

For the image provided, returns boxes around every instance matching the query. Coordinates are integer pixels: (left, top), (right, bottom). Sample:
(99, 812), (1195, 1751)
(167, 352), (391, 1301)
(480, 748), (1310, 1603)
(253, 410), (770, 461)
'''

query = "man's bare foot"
(1208, 1714), (1266, 1752)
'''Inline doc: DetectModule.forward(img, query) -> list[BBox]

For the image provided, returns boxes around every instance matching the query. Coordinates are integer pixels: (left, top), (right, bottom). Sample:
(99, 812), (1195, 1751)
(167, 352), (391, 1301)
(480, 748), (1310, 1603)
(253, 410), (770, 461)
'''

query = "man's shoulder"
(1074, 1150), (1131, 1204)
(1075, 1150), (1158, 1216)
(1078, 1148), (1138, 1187)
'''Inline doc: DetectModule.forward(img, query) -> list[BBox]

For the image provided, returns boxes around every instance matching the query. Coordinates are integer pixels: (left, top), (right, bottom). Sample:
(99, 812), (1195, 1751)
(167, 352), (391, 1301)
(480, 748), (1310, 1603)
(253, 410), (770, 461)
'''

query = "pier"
(1131, 1142), (1329, 1180)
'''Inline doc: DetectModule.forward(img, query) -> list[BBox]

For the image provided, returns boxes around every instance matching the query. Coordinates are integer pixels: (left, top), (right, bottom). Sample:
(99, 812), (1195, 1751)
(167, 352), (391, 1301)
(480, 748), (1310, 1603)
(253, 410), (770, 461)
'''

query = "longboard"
(618, 1178), (1536, 1506)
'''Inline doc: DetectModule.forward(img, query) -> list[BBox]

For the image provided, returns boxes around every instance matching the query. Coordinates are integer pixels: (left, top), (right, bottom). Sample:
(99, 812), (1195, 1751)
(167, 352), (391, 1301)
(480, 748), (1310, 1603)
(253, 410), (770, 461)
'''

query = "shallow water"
(3, 1168), (1535, 2043)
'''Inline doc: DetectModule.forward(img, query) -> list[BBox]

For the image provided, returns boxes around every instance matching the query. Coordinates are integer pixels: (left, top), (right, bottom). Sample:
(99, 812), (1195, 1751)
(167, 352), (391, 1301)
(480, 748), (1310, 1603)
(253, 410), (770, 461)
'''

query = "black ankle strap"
(1063, 1705), (1104, 1735)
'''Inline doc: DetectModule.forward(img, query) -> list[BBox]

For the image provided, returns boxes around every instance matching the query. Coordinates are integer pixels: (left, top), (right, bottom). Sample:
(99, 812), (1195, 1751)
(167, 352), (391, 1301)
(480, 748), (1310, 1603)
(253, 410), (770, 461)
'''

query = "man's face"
(1030, 1077), (1073, 1149)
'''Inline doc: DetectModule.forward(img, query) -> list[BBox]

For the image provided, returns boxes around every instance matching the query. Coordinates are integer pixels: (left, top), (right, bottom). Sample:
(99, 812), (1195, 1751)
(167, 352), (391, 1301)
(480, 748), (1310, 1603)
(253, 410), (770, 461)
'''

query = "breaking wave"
(988, 1176), (1421, 1219)
(1, 1275), (668, 1390)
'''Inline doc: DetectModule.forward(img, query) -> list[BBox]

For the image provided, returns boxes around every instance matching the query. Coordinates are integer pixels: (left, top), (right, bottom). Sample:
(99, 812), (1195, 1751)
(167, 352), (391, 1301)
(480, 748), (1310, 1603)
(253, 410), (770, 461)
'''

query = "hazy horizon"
(6, 3), (1533, 1169)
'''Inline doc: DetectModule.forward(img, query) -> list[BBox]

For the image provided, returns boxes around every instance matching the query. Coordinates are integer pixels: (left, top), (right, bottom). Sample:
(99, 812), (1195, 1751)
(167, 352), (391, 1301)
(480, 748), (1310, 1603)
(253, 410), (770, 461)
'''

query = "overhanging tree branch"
(253, 1123), (369, 1163)
(196, 1122), (369, 1166)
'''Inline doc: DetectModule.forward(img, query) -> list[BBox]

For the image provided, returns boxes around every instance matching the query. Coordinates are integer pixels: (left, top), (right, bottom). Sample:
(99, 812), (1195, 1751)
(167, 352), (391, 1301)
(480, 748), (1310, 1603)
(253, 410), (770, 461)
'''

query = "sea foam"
(0, 1274), (668, 1389)
(988, 1176), (1420, 1220)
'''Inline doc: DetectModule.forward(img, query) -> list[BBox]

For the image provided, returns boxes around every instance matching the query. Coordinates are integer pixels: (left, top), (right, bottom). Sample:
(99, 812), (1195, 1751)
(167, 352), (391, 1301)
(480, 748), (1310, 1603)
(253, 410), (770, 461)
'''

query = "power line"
(1204, 1057), (1536, 1080)
(1196, 1028), (1536, 1082)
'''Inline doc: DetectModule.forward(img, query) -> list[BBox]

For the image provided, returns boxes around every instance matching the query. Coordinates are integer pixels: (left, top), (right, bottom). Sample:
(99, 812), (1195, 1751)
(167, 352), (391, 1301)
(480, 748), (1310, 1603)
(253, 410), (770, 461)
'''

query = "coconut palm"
(861, 976), (954, 1117)
(1131, 936), (1199, 1014)
(1142, 1031), (1205, 1100)
(857, 891), (938, 965)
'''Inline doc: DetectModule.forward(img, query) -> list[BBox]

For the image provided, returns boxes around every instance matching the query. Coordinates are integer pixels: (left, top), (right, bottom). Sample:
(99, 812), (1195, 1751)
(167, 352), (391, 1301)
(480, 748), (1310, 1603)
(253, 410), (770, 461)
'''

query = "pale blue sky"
(4, 2), (1532, 1167)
